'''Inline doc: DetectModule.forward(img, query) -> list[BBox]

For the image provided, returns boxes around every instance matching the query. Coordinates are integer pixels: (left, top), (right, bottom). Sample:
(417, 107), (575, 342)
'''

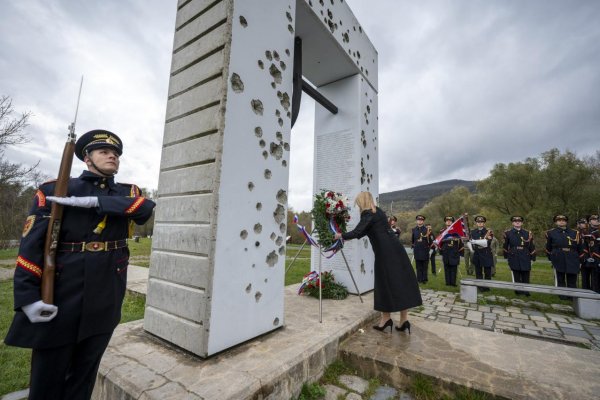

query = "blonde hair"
(354, 191), (377, 213)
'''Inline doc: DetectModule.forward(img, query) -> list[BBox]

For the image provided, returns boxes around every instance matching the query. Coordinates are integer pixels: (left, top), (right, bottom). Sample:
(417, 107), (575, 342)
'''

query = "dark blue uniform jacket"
(544, 227), (583, 274)
(470, 228), (494, 267)
(502, 228), (536, 271)
(4, 171), (155, 349)
(411, 226), (432, 261)
(439, 228), (463, 266)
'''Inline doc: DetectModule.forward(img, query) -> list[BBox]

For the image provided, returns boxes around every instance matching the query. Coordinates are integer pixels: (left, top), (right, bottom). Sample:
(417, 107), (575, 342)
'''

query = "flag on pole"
(434, 216), (467, 247)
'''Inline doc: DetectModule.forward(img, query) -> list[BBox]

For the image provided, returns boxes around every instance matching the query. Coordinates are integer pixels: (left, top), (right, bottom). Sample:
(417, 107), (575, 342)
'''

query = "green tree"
(478, 148), (600, 235)
(286, 209), (311, 245)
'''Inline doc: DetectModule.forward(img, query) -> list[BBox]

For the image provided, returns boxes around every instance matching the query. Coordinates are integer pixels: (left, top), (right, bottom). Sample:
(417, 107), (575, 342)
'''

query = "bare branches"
(0, 95), (31, 147)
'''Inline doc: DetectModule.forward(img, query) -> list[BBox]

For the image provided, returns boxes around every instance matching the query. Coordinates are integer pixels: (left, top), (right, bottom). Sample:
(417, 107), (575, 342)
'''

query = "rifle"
(41, 77), (83, 305)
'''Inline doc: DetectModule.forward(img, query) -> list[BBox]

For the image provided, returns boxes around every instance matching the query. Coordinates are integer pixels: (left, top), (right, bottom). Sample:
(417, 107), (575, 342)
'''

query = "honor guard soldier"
(388, 216), (401, 239)
(545, 214), (583, 299)
(470, 215), (494, 289)
(412, 215), (432, 283)
(581, 215), (599, 292)
(426, 224), (437, 276)
(502, 216), (536, 295)
(4, 130), (156, 400)
(588, 214), (600, 293)
(439, 216), (464, 286)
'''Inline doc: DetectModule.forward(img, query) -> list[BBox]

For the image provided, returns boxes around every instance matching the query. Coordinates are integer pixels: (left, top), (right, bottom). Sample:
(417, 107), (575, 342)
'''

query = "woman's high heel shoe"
(373, 319), (393, 332)
(395, 320), (411, 334)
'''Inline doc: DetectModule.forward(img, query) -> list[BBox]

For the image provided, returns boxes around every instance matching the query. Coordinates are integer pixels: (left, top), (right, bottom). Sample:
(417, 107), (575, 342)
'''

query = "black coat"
(470, 228), (494, 267)
(502, 228), (536, 271)
(411, 225), (432, 261)
(545, 227), (583, 274)
(5, 171), (155, 349)
(343, 208), (422, 312)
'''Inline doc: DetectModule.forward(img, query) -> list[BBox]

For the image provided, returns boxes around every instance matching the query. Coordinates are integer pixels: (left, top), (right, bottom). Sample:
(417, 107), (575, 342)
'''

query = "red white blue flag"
(434, 216), (467, 247)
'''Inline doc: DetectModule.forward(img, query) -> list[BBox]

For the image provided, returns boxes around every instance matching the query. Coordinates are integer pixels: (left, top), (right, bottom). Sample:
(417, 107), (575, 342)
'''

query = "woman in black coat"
(334, 192), (422, 333)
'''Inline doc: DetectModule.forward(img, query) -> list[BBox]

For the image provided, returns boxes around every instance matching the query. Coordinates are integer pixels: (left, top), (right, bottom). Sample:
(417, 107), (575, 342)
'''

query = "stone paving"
(411, 288), (600, 350)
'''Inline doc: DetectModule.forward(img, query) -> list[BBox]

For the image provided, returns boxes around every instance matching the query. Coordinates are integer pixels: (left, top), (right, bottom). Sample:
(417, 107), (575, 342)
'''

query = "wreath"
(298, 270), (349, 300)
(311, 190), (351, 248)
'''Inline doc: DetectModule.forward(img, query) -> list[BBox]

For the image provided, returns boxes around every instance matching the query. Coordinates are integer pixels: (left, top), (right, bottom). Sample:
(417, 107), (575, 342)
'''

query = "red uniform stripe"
(16, 256), (42, 278)
(125, 197), (145, 214)
(35, 190), (46, 207)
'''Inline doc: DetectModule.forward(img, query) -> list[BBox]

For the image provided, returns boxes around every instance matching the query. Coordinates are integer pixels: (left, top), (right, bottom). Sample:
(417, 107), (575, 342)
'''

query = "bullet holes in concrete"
(251, 99), (264, 115)
(230, 73), (244, 93)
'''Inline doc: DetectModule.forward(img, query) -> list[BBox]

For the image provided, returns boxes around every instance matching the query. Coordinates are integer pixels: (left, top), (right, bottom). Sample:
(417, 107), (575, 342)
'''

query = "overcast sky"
(1, 1), (599, 211)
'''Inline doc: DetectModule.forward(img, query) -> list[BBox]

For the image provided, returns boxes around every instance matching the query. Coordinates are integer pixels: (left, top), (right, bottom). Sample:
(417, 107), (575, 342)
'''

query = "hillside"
(379, 179), (477, 212)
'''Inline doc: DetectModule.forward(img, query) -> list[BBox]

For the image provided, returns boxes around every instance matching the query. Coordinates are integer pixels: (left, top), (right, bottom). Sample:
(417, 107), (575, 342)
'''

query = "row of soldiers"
(404, 214), (600, 295)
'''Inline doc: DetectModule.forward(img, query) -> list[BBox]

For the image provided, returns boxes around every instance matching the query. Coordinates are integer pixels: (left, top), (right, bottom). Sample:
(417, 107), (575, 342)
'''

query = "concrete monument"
(144, 0), (378, 358)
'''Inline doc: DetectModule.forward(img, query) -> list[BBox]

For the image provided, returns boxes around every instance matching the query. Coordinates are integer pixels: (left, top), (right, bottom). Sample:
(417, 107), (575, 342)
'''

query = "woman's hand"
(334, 232), (342, 241)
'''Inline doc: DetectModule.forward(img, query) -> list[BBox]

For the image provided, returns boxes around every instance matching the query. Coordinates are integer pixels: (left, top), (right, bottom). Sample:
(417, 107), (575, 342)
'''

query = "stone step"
(92, 286), (377, 399)
(339, 318), (600, 400)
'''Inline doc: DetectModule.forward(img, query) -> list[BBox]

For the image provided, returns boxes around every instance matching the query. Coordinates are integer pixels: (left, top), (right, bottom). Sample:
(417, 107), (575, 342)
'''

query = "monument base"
(92, 286), (376, 400)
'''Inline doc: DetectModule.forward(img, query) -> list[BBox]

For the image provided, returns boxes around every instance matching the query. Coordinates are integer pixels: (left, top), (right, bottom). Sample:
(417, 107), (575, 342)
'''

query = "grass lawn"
(128, 237), (152, 258)
(0, 247), (17, 261)
(0, 280), (145, 396)
(285, 244), (311, 286)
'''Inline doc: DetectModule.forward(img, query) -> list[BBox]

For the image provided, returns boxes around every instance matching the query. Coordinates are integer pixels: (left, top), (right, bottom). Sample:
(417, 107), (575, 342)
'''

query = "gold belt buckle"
(85, 242), (106, 252)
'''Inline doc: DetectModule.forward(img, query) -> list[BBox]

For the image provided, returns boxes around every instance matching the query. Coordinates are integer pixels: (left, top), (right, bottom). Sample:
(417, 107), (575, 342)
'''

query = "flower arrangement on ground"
(298, 270), (348, 300)
(311, 190), (350, 249)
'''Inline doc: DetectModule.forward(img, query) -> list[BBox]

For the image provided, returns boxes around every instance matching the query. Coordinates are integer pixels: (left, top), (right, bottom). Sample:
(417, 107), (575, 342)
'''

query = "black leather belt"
(553, 247), (571, 252)
(58, 239), (128, 252)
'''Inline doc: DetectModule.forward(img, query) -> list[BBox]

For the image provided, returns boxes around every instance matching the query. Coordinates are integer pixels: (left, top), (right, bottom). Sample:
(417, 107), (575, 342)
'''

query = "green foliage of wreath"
(303, 271), (349, 300)
(311, 190), (349, 248)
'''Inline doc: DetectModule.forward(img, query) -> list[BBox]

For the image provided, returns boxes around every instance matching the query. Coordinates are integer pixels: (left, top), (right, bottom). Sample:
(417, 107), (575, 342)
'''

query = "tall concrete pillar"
(144, 0), (296, 357)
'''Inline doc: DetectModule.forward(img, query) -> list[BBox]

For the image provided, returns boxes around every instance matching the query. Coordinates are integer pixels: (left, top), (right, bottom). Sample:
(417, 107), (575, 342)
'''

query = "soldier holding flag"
(438, 216), (464, 286)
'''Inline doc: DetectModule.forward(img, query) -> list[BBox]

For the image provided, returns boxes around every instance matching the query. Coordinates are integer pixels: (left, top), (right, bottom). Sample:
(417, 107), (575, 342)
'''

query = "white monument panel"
(312, 74), (378, 294)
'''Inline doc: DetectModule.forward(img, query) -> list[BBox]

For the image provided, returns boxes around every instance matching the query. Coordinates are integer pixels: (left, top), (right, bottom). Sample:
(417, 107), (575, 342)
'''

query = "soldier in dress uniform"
(502, 216), (536, 295)
(427, 224), (437, 276)
(388, 216), (401, 239)
(4, 130), (156, 400)
(470, 215), (494, 289)
(545, 214), (583, 299)
(581, 215), (599, 292)
(411, 215), (432, 283)
(587, 215), (600, 293)
(439, 216), (463, 286)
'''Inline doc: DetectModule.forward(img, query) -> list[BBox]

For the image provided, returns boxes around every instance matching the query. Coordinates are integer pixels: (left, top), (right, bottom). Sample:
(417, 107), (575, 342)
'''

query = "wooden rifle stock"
(41, 75), (82, 305)
(41, 140), (75, 304)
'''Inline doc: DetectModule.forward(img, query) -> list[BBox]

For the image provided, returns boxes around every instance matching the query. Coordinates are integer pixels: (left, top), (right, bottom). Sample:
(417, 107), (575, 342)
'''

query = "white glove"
(22, 300), (58, 323)
(470, 239), (488, 248)
(47, 196), (99, 208)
